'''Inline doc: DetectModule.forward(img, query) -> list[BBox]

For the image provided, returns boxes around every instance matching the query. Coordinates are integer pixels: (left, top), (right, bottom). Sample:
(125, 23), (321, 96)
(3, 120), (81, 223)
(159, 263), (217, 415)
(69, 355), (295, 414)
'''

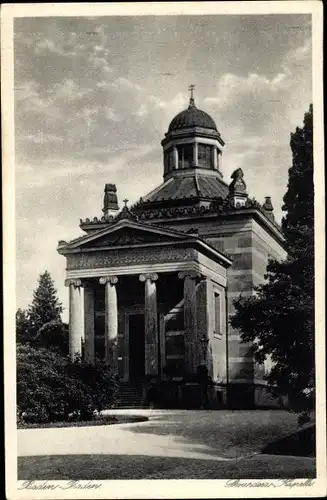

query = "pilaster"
(178, 270), (201, 374)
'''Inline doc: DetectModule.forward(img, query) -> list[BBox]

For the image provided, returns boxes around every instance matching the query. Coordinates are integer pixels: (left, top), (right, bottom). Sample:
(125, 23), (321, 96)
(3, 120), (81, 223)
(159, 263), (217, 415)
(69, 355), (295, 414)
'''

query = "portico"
(58, 214), (231, 385)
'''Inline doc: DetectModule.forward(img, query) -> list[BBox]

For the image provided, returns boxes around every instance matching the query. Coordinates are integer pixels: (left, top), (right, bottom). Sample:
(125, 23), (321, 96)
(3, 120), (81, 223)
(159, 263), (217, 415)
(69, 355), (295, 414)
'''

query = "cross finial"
(123, 198), (129, 207)
(188, 84), (195, 99)
(188, 84), (196, 108)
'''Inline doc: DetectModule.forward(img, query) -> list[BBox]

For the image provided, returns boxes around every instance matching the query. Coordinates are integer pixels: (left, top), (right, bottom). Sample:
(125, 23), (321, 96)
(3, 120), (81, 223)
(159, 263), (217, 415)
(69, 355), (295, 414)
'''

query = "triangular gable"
(59, 219), (190, 252)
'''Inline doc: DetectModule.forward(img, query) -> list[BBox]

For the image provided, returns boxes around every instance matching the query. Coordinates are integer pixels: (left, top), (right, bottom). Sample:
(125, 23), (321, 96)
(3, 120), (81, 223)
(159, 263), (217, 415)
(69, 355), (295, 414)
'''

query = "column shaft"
(193, 142), (198, 167)
(213, 147), (218, 170)
(84, 286), (95, 363)
(80, 286), (85, 345)
(140, 274), (159, 376)
(104, 280), (118, 371)
(217, 151), (222, 171)
(173, 146), (178, 169)
(66, 279), (83, 361)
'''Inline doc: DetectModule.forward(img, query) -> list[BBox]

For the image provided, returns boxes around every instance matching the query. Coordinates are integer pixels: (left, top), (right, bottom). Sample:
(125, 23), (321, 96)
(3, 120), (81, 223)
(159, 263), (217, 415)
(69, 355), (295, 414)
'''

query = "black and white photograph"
(2, 1), (325, 498)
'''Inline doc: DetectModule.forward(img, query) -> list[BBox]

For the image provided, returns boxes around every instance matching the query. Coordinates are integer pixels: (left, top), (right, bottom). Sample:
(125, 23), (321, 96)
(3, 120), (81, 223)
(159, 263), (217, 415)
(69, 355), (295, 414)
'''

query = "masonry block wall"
(201, 218), (254, 407)
(154, 213), (286, 407)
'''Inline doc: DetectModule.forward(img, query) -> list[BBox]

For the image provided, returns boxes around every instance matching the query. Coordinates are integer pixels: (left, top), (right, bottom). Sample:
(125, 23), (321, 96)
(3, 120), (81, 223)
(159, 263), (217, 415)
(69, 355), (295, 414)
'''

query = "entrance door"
(129, 314), (145, 381)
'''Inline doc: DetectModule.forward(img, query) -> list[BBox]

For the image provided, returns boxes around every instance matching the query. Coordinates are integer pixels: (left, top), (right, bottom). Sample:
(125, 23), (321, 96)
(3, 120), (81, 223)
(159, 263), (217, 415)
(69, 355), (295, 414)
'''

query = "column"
(84, 285), (95, 363)
(139, 273), (159, 376)
(178, 271), (201, 374)
(65, 278), (83, 361)
(173, 146), (178, 169)
(217, 150), (222, 171)
(213, 147), (218, 170)
(193, 142), (198, 167)
(80, 285), (85, 345)
(99, 276), (118, 372)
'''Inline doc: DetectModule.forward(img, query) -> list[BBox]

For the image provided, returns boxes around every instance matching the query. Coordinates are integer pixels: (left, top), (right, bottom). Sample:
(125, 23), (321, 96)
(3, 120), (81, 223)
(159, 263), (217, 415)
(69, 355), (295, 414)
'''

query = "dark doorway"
(129, 314), (145, 380)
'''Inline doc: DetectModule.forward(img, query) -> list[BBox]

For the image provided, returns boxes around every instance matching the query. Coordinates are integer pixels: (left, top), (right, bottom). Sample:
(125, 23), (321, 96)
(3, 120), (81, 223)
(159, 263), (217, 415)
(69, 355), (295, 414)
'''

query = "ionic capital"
(139, 273), (158, 283)
(65, 278), (82, 288)
(99, 276), (118, 286)
(178, 270), (201, 281)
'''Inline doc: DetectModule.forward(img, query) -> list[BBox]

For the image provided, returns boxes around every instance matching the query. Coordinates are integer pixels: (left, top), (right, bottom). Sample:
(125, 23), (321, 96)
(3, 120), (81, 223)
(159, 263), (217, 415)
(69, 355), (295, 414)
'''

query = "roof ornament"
(115, 198), (139, 222)
(228, 168), (248, 209)
(188, 84), (196, 109)
(262, 196), (275, 222)
(103, 183), (119, 219)
(229, 168), (247, 195)
(263, 196), (274, 212)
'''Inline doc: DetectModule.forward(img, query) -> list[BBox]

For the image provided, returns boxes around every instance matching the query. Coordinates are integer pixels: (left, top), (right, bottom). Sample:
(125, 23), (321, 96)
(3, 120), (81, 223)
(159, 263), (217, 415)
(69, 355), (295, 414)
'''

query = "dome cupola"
(168, 96), (218, 132)
(161, 85), (225, 181)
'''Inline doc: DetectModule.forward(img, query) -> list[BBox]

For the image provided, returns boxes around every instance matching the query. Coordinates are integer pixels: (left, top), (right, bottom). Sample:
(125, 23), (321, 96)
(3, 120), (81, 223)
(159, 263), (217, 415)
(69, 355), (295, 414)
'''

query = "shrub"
(17, 344), (118, 424)
(35, 320), (69, 355)
(66, 355), (119, 420)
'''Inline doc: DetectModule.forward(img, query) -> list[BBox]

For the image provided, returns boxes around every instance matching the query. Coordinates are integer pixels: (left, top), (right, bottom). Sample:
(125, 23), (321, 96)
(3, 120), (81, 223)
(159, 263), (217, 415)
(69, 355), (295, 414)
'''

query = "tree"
(16, 308), (32, 344)
(27, 271), (63, 340)
(230, 105), (314, 419)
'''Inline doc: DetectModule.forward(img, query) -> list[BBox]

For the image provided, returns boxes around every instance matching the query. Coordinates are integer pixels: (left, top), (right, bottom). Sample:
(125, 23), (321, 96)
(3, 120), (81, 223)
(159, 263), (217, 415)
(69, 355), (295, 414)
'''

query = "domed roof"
(168, 97), (217, 132)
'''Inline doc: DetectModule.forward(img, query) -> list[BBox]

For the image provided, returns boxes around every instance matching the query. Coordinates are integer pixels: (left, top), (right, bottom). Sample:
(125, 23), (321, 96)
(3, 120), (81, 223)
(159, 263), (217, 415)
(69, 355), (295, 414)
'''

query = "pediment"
(64, 220), (189, 251)
(85, 227), (181, 248)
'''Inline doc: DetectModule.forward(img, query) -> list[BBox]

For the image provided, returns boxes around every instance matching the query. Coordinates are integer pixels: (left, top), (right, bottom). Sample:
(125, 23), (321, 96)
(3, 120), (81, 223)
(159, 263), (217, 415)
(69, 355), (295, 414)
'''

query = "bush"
(66, 355), (119, 420)
(35, 320), (69, 355)
(17, 344), (119, 424)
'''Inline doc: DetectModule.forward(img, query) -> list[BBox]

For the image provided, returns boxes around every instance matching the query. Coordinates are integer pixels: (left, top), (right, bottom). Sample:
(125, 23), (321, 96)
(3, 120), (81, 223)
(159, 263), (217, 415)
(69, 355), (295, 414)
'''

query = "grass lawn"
(126, 410), (311, 458)
(18, 454), (316, 480)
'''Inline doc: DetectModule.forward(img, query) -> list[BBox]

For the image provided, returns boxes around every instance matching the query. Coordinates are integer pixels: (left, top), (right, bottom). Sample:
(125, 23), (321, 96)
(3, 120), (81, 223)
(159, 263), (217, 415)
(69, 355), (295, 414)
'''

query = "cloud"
(34, 39), (64, 55)
(13, 16), (312, 315)
(292, 37), (311, 61)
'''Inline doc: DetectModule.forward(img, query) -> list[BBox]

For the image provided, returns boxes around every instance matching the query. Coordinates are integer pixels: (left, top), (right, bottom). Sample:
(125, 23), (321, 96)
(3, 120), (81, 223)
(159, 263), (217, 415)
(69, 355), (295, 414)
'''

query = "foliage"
(35, 320), (69, 355)
(16, 308), (32, 344)
(230, 105), (314, 418)
(17, 344), (119, 424)
(16, 271), (63, 345)
(28, 270), (63, 338)
(66, 354), (119, 420)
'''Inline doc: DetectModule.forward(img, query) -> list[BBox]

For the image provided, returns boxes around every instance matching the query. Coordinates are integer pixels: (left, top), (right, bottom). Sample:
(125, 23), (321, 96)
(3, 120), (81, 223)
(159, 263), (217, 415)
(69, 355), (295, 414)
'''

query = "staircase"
(114, 382), (145, 409)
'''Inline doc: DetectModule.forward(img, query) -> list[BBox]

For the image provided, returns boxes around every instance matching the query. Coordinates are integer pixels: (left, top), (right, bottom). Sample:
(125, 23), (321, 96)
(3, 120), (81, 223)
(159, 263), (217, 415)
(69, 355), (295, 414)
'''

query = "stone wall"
(162, 213), (286, 407)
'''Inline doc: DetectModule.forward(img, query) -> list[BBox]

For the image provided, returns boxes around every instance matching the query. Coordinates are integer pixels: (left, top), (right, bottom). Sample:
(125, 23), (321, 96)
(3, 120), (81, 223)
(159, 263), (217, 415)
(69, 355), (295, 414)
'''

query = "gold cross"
(188, 84), (195, 99)
(123, 199), (129, 207)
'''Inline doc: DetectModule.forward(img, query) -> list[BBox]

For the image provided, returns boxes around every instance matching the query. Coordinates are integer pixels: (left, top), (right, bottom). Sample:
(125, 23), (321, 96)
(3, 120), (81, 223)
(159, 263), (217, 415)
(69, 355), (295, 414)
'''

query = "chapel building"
(58, 89), (287, 409)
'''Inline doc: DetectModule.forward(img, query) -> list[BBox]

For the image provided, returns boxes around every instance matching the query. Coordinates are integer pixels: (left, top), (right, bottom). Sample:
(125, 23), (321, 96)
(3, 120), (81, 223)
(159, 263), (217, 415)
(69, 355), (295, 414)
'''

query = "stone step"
(116, 384), (144, 408)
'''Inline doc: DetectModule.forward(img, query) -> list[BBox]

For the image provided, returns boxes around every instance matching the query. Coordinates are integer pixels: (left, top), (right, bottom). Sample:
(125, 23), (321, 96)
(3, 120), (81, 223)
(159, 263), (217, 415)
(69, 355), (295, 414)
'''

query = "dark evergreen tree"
(230, 105), (314, 419)
(27, 271), (63, 339)
(16, 308), (32, 344)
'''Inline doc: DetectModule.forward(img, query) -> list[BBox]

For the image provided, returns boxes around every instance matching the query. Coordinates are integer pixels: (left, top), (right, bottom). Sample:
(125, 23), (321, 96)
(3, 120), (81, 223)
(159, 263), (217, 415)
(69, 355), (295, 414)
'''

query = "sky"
(14, 14), (312, 320)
